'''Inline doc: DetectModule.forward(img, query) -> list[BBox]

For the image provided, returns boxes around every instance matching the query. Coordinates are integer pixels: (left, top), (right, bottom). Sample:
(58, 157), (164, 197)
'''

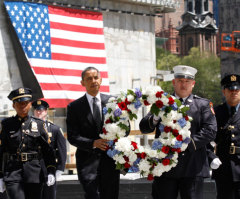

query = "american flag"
(4, 1), (109, 108)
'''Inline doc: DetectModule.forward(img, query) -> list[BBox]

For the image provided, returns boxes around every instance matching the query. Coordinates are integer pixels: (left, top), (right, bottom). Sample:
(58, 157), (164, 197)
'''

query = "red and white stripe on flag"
(4, 1), (109, 108)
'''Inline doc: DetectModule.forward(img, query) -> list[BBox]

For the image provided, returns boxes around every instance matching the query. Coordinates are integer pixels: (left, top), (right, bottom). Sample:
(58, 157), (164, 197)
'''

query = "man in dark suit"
(0, 87), (56, 199)
(140, 65), (217, 199)
(208, 74), (240, 199)
(66, 67), (120, 199)
(32, 100), (67, 199)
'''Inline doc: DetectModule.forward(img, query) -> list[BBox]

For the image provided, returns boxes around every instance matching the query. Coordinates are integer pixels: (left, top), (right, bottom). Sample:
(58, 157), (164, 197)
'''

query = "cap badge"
(37, 100), (41, 105)
(182, 67), (187, 71)
(19, 88), (25, 94)
(231, 75), (237, 82)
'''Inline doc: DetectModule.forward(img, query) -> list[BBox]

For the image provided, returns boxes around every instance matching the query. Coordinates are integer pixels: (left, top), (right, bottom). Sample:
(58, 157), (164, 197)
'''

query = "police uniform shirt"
(0, 115), (56, 182)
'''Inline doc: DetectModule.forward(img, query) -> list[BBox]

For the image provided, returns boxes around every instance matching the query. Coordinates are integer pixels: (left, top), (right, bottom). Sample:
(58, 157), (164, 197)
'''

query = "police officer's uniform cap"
(32, 100), (49, 110)
(221, 74), (240, 90)
(173, 65), (198, 80)
(8, 87), (32, 102)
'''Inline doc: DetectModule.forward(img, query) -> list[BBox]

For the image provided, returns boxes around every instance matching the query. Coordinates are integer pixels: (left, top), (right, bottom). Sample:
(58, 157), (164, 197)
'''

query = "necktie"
(230, 106), (236, 116)
(179, 98), (184, 104)
(92, 97), (101, 131)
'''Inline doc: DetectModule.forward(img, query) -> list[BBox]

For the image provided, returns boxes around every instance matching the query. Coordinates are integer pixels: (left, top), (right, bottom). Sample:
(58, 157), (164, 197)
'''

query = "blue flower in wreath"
(159, 124), (165, 132)
(172, 141), (182, 148)
(178, 118), (187, 128)
(171, 102), (178, 111)
(134, 158), (141, 165)
(135, 88), (142, 98)
(114, 108), (122, 117)
(108, 140), (115, 147)
(166, 154), (173, 159)
(129, 165), (139, 172)
(183, 137), (191, 144)
(107, 149), (120, 158)
(102, 107), (108, 115)
(134, 100), (142, 109)
(152, 140), (163, 150)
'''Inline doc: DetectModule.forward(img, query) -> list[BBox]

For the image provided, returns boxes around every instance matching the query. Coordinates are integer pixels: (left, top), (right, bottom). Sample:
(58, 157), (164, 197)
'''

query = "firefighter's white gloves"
(210, 158), (222, 170)
(0, 179), (6, 193)
(153, 115), (161, 125)
(47, 174), (55, 186)
(56, 170), (64, 181)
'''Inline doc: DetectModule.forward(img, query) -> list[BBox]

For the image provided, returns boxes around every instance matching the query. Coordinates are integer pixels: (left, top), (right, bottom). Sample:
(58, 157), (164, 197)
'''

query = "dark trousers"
(215, 178), (240, 199)
(78, 155), (120, 199)
(152, 176), (204, 199)
(41, 181), (56, 199)
(0, 192), (8, 199)
(5, 182), (43, 199)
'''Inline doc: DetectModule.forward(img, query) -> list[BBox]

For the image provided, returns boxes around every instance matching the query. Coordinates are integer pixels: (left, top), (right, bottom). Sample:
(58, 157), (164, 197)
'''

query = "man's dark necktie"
(92, 97), (102, 131)
(230, 106), (236, 117)
(179, 98), (184, 104)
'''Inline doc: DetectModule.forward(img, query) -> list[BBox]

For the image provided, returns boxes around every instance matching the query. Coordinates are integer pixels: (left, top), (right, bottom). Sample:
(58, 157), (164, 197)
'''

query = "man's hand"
(93, 139), (109, 151)
(0, 179), (5, 193)
(210, 158), (222, 170)
(47, 174), (55, 186)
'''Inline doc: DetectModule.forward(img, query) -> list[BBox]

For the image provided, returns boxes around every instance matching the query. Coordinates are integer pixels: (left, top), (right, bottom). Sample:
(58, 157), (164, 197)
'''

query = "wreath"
(100, 86), (191, 180)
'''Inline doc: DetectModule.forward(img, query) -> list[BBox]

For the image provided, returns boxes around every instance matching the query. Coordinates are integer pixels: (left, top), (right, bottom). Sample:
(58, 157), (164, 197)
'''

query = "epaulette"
(193, 95), (209, 102)
(31, 116), (44, 122)
(47, 119), (54, 125)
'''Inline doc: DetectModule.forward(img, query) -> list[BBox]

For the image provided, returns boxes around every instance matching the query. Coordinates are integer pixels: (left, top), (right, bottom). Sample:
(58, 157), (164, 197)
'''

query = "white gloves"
(56, 170), (64, 181)
(210, 158), (222, 170)
(153, 115), (161, 125)
(0, 179), (6, 193)
(47, 174), (56, 186)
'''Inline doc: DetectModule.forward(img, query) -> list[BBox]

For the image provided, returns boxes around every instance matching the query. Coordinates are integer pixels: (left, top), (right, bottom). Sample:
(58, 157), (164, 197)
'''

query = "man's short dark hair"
(81, 67), (100, 80)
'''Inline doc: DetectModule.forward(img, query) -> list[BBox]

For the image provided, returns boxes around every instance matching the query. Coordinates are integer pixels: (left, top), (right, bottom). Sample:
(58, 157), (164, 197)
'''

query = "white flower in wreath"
(145, 147), (157, 158)
(113, 155), (126, 164)
(138, 159), (152, 173)
(152, 164), (163, 177)
(127, 94), (134, 102)
(156, 151), (168, 159)
(115, 137), (132, 152)
(127, 104), (138, 114)
(108, 97), (116, 103)
(128, 153), (138, 164)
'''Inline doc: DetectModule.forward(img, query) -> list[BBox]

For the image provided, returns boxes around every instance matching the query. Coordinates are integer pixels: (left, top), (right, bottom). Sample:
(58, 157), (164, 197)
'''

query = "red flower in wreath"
(147, 174), (154, 181)
(155, 91), (164, 98)
(176, 135), (183, 141)
(161, 146), (170, 154)
(102, 128), (107, 135)
(144, 100), (150, 106)
(164, 126), (172, 133)
(162, 159), (170, 166)
(156, 100), (164, 108)
(118, 102), (127, 110)
(131, 141), (138, 150)
(172, 129), (179, 137)
(168, 97), (175, 105)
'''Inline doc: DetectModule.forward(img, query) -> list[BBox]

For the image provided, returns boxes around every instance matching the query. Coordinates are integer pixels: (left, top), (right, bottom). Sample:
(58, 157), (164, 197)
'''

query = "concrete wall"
(0, 0), (23, 114)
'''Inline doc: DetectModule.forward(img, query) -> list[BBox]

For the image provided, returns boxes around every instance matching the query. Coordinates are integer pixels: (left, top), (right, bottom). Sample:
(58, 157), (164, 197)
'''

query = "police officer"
(140, 65), (217, 199)
(0, 87), (56, 199)
(32, 100), (66, 199)
(208, 74), (240, 199)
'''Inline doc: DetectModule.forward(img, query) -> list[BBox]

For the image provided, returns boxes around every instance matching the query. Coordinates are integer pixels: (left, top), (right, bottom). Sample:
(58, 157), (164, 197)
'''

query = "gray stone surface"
(56, 178), (216, 199)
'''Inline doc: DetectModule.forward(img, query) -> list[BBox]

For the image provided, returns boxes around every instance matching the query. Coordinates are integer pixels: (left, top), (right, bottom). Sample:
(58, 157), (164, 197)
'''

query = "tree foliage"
(156, 47), (222, 105)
